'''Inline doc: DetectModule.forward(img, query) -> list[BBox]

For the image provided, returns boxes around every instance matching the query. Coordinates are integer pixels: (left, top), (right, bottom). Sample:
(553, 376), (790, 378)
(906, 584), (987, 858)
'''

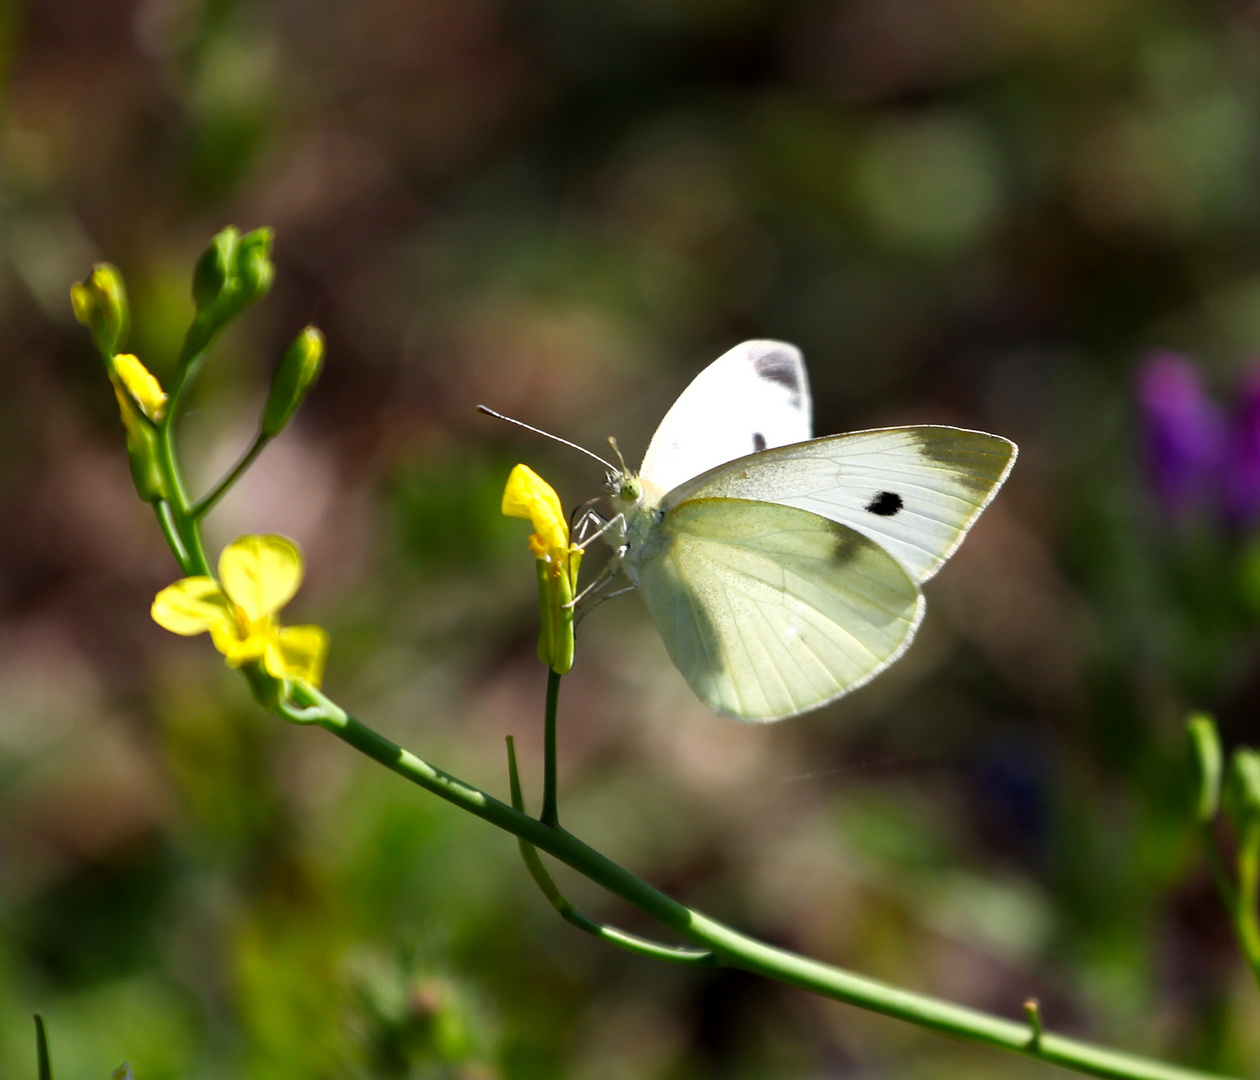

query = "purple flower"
(1137, 352), (1226, 519)
(1225, 373), (1260, 525)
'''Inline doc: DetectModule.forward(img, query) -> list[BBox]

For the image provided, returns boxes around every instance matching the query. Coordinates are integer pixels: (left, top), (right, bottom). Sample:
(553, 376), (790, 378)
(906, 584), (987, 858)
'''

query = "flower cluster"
(1137, 352), (1260, 524)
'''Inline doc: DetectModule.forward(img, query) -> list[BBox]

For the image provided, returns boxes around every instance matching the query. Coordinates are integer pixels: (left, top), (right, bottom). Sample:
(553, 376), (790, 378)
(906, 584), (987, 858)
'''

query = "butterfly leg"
(573, 510), (626, 552)
(565, 557), (622, 609)
(573, 584), (637, 626)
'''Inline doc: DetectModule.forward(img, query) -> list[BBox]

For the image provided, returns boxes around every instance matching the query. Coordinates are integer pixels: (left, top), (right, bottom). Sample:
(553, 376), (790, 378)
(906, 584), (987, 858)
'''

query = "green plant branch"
(107, 244), (1244, 1080)
(506, 735), (715, 966)
(193, 432), (271, 519)
(276, 680), (1229, 1080)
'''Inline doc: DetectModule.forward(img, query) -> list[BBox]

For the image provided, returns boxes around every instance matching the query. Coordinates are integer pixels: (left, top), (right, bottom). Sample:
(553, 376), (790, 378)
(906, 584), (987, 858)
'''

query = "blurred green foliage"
(6, 0), (1260, 1075)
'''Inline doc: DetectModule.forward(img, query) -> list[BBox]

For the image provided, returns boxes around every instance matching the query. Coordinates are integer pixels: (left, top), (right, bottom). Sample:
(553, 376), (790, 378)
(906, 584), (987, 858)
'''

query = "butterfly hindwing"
(660, 426), (1016, 583)
(634, 498), (923, 722)
(637, 341), (812, 500)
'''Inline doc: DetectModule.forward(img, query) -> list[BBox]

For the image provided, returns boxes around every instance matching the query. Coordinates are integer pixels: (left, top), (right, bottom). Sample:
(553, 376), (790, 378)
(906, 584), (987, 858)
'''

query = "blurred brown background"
(3, 0), (1260, 1076)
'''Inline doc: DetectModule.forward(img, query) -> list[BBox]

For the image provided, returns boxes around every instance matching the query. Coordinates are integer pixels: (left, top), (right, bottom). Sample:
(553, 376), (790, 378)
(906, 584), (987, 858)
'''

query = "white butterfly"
(603, 340), (1016, 722)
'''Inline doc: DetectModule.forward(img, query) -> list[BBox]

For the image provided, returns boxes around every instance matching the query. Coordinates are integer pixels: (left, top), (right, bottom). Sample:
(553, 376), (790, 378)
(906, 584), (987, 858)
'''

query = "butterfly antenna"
(477, 405), (618, 472)
(607, 436), (630, 475)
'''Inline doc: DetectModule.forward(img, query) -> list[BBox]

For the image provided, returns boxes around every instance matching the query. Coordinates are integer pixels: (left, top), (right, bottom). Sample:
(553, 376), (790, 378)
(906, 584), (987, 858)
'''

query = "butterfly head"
(613, 471), (642, 502)
(603, 437), (643, 504)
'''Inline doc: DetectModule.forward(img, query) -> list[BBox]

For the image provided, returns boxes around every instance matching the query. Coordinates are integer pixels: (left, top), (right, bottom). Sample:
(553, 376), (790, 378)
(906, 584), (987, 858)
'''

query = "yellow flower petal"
(213, 626), (268, 667)
(219, 534), (304, 623)
(265, 625), (329, 686)
(112, 354), (167, 423)
(502, 464), (569, 559)
(152, 577), (233, 636)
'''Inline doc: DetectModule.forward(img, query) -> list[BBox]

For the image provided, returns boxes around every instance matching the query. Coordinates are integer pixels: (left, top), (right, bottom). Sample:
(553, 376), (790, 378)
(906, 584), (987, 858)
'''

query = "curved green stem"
(193, 431), (270, 519)
(506, 735), (715, 966)
(279, 682), (1232, 1080)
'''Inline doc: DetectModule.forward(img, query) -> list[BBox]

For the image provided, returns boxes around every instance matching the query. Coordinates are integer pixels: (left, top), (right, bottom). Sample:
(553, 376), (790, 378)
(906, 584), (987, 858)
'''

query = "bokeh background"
(4, 0), (1260, 1076)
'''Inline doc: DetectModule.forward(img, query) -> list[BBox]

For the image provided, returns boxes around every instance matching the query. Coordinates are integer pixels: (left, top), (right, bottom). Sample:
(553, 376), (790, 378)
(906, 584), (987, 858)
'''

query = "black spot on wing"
(752, 432), (767, 452)
(824, 519), (872, 567)
(866, 491), (903, 516)
(752, 347), (805, 409)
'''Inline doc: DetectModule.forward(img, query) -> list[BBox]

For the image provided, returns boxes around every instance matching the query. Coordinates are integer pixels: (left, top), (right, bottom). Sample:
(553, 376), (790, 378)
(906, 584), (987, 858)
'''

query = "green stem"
(542, 668), (561, 828)
(34, 1015), (52, 1080)
(1201, 820), (1260, 988)
(286, 684), (1232, 1080)
(1235, 823), (1260, 986)
(153, 500), (192, 575)
(156, 423), (210, 574)
(506, 736), (715, 966)
(192, 432), (270, 519)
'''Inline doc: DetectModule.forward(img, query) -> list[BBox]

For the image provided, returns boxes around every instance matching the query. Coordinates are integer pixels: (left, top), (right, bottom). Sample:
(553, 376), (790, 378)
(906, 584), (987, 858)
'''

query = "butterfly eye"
(753, 433), (767, 452)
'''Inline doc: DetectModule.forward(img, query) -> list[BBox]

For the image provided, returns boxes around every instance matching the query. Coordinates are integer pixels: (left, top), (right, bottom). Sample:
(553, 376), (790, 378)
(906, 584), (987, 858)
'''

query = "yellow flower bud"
(106, 354), (168, 503)
(261, 326), (324, 437)
(502, 464), (581, 674)
(70, 263), (129, 356)
(182, 226), (277, 360)
(192, 226), (239, 310)
(110, 354), (167, 425)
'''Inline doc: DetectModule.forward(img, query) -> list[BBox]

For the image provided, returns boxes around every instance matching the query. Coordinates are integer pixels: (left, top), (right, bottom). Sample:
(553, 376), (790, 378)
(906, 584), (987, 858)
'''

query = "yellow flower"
(502, 464), (579, 568)
(151, 534), (329, 686)
(502, 464), (581, 674)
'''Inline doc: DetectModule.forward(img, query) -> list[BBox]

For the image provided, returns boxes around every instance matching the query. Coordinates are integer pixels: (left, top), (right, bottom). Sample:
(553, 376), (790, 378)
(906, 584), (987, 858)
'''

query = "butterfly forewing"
(635, 498), (923, 722)
(637, 341), (812, 500)
(660, 426), (1016, 583)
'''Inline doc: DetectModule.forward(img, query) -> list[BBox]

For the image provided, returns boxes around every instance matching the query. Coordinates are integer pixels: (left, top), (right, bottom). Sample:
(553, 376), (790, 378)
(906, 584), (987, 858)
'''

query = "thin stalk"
(34, 1015), (51, 1080)
(156, 426), (209, 574)
(153, 500), (192, 575)
(1201, 820), (1260, 988)
(542, 668), (561, 827)
(193, 431), (270, 518)
(286, 683), (1234, 1080)
(506, 735), (714, 967)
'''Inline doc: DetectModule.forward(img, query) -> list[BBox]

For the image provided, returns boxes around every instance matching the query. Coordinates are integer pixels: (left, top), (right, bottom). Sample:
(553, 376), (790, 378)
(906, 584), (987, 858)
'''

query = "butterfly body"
(606, 341), (1016, 722)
